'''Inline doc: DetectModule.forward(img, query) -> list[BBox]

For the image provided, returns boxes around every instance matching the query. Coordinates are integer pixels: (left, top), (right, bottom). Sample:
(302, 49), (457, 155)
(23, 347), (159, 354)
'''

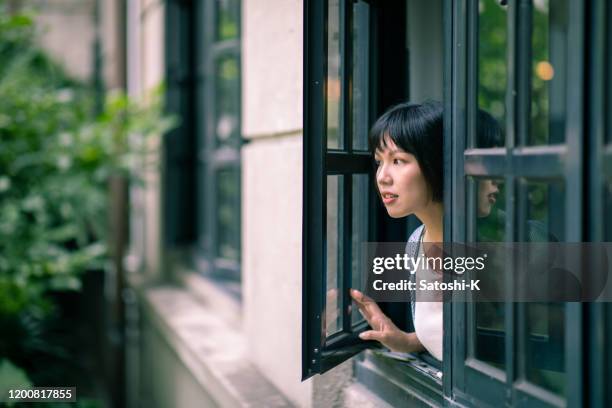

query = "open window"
(302, 0), (444, 400)
(304, 0), (609, 406)
(589, 0), (612, 404)
(302, 0), (380, 379)
(449, 0), (587, 406)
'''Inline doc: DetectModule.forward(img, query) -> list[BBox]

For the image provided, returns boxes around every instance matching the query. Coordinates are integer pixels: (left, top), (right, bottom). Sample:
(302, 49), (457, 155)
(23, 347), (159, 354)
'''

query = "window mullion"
(342, 0), (353, 150)
(302, 0), (328, 380)
(515, 0), (532, 148)
(341, 175), (352, 333)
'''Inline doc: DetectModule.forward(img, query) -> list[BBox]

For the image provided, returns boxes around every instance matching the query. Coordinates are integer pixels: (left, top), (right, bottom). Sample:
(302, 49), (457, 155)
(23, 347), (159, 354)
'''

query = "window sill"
(140, 285), (293, 407)
(174, 264), (242, 329)
(355, 350), (443, 407)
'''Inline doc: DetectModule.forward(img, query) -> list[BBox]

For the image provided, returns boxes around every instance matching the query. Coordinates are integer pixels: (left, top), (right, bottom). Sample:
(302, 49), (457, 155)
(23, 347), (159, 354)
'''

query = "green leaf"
(0, 359), (32, 402)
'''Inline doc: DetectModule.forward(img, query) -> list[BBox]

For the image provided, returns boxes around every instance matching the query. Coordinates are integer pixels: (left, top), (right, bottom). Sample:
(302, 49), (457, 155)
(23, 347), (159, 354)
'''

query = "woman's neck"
(415, 202), (444, 242)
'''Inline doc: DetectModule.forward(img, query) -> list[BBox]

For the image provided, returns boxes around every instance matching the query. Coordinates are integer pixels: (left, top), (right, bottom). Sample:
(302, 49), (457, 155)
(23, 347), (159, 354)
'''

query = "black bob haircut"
(368, 100), (444, 203)
(477, 109), (503, 148)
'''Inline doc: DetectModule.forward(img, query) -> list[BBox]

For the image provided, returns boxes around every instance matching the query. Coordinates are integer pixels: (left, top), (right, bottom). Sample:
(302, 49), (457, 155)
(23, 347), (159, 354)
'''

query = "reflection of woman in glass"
(351, 101), (444, 360)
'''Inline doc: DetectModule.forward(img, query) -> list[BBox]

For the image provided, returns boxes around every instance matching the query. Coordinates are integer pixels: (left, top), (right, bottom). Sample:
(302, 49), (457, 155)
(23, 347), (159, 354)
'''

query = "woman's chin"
(386, 208), (408, 218)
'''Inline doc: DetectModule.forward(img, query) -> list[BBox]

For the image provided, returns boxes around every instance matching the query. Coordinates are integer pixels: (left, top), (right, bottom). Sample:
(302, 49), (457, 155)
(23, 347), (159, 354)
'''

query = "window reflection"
(352, 1), (370, 151)
(326, 175), (344, 336)
(523, 180), (565, 395)
(477, 0), (508, 148)
(215, 56), (240, 146)
(351, 174), (368, 326)
(327, 0), (342, 149)
(215, 0), (239, 41)
(216, 167), (240, 261)
(530, 0), (568, 145)
(606, 180), (612, 242)
(474, 177), (506, 368)
(472, 105), (506, 368)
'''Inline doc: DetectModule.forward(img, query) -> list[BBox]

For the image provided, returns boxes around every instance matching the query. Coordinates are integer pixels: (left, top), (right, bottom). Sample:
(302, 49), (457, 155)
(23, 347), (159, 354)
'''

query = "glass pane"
(326, 175), (344, 336)
(523, 180), (566, 395)
(216, 167), (240, 261)
(352, 1), (370, 151)
(327, 0), (343, 149)
(476, 178), (505, 241)
(215, 56), (240, 146)
(606, 180), (612, 242)
(524, 180), (565, 241)
(477, 0), (508, 148)
(530, 0), (568, 145)
(473, 177), (506, 368)
(607, 0), (612, 145)
(216, 0), (239, 41)
(351, 174), (368, 326)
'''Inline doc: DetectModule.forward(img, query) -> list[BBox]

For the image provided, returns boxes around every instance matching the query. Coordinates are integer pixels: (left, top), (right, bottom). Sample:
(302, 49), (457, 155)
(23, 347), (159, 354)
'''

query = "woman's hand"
(350, 289), (424, 354)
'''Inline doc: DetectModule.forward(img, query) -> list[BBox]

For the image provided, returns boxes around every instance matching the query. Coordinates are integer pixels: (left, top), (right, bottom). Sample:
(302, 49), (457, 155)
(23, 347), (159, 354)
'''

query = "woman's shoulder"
(405, 224), (425, 256)
(408, 224), (425, 243)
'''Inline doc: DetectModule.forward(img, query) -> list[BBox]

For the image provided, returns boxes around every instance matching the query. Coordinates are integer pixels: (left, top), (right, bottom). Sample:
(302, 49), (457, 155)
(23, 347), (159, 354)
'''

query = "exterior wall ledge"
(343, 383), (394, 408)
(142, 285), (295, 407)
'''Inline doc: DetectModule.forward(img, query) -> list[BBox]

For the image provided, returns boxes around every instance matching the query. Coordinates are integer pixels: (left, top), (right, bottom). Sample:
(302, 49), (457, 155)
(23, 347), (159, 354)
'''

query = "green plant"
(0, 1), (176, 393)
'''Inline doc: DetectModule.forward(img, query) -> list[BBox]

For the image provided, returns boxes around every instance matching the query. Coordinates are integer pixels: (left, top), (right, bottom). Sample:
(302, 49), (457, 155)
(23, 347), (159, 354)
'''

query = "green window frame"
(194, 0), (242, 284)
(165, 0), (197, 246)
(164, 0), (242, 290)
(304, 0), (612, 406)
(450, 0), (611, 407)
(302, 0), (375, 379)
(303, 0), (445, 405)
(588, 0), (612, 406)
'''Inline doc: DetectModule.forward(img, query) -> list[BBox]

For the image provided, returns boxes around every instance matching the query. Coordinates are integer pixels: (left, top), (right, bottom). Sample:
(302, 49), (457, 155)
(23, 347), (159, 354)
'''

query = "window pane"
(327, 0), (343, 149)
(530, 0), (568, 145)
(351, 174), (368, 326)
(473, 177), (506, 368)
(216, 0), (239, 41)
(525, 302), (565, 394)
(216, 167), (240, 261)
(607, 0), (612, 145)
(477, 0), (508, 148)
(326, 175), (344, 336)
(523, 180), (566, 395)
(606, 180), (612, 241)
(352, 1), (370, 151)
(215, 56), (240, 146)
(476, 178), (505, 242)
(524, 180), (565, 241)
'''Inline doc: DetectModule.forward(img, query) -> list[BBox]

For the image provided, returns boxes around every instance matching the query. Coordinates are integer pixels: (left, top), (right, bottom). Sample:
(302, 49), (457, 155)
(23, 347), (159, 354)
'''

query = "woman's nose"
(377, 164), (392, 185)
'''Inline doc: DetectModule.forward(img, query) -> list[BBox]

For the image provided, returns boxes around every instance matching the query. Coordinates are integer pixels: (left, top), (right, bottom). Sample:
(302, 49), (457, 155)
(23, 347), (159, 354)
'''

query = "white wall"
(241, 0), (312, 406)
(242, 0), (303, 137)
(138, 0), (165, 278)
(32, 0), (96, 81)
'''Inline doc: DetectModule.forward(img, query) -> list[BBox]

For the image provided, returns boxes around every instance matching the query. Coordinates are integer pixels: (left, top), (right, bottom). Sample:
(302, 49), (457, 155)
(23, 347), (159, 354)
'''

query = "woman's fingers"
(350, 289), (384, 318)
(350, 288), (372, 304)
(359, 330), (386, 342)
(350, 289), (372, 321)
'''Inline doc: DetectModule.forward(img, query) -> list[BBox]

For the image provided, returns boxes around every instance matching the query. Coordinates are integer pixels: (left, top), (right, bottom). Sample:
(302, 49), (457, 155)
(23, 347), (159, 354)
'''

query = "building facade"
(122, 0), (612, 407)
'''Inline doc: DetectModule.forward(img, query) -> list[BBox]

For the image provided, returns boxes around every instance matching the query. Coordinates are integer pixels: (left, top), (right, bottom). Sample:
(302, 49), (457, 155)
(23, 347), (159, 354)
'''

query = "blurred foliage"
(0, 1), (176, 396)
(478, 0), (508, 125)
(478, 0), (552, 145)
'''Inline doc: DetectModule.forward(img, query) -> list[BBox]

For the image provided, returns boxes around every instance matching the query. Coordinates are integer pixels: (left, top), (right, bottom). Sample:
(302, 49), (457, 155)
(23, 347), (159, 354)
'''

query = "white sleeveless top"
(413, 235), (444, 360)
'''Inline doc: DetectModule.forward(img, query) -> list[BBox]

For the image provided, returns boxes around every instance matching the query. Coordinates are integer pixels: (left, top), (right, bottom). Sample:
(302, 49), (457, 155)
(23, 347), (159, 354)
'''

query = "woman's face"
(374, 136), (431, 218)
(477, 179), (499, 217)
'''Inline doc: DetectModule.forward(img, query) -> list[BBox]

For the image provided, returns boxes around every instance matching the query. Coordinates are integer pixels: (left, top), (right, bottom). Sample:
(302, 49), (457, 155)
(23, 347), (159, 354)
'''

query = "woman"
(350, 100), (444, 360)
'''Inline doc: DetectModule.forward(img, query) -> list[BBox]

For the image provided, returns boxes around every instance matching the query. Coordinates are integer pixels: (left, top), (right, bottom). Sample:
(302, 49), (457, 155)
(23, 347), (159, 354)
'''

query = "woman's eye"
(393, 158), (404, 165)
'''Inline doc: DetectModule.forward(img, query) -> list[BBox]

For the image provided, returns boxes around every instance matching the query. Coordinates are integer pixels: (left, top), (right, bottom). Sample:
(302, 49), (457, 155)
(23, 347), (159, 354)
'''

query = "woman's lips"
(381, 193), (398, 205)
(488, 194), (496, 204)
